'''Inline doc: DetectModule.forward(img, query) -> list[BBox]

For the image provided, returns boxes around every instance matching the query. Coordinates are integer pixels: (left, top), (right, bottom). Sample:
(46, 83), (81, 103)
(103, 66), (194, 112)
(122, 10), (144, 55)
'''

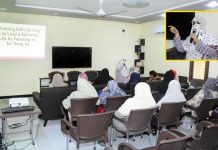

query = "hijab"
(202, 77), (218, 99)
(94, 68), (113, 84)
(157, 80), (186, 107)
(157, 70), (175, 95)
(115, 58), (130, 83)
(62, 76), (98, 109)
(99, 80), (126, 105)
(117, 82), (156, 117)
(49, 73), (67, 87)
(182, 16), (218, 59)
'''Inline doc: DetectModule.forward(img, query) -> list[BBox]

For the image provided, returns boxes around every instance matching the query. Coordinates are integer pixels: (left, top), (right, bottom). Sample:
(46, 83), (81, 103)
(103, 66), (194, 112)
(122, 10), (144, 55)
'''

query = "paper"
(9, 97), (29, 107)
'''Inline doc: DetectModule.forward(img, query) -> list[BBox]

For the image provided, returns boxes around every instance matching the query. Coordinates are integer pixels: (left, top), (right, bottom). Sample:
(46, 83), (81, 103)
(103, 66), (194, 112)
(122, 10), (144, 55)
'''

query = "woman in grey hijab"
(183, 77), (218, 117)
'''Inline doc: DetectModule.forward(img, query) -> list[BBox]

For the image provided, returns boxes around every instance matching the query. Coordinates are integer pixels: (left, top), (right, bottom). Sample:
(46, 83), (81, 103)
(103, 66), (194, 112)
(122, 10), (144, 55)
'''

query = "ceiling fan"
(77, 0), (127, 17)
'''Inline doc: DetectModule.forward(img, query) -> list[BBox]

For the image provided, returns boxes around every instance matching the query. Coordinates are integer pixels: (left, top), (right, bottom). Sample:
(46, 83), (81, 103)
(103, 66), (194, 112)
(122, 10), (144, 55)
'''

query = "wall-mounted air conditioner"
(153, 25), (164, 34)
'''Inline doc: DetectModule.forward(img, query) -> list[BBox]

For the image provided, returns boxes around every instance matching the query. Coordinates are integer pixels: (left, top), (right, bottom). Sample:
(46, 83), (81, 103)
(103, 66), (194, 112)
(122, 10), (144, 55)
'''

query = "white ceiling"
(0, 0), (216, 23)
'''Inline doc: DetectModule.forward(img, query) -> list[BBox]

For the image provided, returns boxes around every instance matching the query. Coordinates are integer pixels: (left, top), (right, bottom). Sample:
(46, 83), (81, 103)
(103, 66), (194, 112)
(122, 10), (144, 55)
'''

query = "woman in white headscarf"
(115, 58), (132, 83)
(157, 80), (186, 108)
(115, 82), (156, 118)
(49, 73), (68, 87)
(62, 73), (98, 109)
(112, 82), (156, 131)
(169, 15), (218, 60)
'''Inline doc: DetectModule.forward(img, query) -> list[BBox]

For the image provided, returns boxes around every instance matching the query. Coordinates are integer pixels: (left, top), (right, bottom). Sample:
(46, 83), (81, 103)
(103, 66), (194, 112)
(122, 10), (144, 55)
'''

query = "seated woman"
(149, 70), (161, 81)
(183, 77), (218, 117)
(97, 80), (126, 105)
(49, 73), (68, 87)
(113, 82), (156, 129)
(157, 80), (186, 108)
(94, 68), (113, 84)
(156, 70), (176, 97)
(62, 73), (98, 109)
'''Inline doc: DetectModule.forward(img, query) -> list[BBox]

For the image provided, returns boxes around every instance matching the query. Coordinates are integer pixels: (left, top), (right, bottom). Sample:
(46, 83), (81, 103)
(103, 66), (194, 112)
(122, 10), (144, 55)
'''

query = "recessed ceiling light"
(207, 1), (218, 8)
(123, 0), (149, 8)
(0, 8), (7, 11)
(53, 12), (59, 15)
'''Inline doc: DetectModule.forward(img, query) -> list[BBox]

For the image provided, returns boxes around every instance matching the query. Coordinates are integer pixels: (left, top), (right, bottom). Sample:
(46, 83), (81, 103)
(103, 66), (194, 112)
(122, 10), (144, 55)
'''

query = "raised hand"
(168, 25), (180, 38)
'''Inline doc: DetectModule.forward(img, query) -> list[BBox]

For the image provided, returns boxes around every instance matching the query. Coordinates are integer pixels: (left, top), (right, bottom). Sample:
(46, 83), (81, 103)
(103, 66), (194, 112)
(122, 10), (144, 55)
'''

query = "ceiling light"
(123, 0), (149, 8)
(53, 12), (59, 15)
(207, 1), (218, 7)
(0, 8), (7, 11)
(161, 13), (165, 18)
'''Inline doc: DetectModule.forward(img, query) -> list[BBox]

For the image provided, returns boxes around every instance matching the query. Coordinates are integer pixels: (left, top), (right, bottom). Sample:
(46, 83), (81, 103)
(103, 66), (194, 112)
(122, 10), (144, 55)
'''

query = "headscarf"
(62, 77), (98, 109)
(182, 16), (218, 59)
(157, 70), (175, 95)
(94, 68), (113, 84)
(115, 58), (130, 83)
(117, 82), (156, 117)
(99, 80), (126, 105)
(184, 77), (218, 115)
(79, 73), (88, 81)
(157, 80), (186, 107)
(49, 73), (67, 87)
(202, 78), (218, 99)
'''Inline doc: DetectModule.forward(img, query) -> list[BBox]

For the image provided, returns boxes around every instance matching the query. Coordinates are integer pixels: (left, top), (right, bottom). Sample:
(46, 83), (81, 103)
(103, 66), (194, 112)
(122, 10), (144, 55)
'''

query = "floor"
(1, 116), (196, 150)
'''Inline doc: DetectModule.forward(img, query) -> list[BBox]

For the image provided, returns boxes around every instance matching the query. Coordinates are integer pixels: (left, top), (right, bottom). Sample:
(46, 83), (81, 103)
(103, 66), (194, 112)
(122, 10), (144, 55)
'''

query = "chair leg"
(149, 133), (153, 146)
(126, 133), (129, 143)
(110, 128), (114, 146)
(43, 120), (48, 127)
(94, 141), (96, 150)
(66, 135), (69, 150)
(132, 135), (135, 142)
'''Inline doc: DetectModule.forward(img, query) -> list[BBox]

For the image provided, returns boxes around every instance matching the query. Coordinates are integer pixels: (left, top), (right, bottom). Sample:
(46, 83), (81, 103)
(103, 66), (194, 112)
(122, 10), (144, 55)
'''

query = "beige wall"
(0, 12), (141, 96)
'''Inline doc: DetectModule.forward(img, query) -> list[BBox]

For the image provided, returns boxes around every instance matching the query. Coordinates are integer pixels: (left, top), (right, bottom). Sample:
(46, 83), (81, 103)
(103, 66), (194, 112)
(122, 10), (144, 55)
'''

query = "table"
(0, 97), (41, 147)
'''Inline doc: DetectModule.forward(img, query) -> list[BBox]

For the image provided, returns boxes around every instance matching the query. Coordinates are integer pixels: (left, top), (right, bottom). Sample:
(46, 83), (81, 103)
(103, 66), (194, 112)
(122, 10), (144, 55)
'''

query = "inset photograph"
(165, 11), (218, 61)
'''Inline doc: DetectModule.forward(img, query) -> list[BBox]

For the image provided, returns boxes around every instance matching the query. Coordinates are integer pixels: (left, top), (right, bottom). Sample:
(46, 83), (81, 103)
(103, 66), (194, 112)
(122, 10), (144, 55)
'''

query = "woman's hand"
(191, 33), (200, 45)
(168, 25), (180, 38)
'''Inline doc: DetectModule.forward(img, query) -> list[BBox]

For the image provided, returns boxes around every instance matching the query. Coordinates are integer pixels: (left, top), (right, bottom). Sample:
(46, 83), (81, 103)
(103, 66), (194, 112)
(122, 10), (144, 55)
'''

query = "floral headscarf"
(99, 80), (126, 105)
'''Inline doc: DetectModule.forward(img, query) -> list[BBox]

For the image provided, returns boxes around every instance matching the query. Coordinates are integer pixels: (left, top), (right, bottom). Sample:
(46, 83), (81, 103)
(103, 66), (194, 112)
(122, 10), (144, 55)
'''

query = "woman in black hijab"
(157, 70), (175, 97)
(94, 68), (114, 84)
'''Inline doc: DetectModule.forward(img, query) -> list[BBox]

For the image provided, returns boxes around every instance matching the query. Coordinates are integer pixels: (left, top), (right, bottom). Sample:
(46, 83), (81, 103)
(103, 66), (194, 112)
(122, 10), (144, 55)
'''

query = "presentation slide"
(0, 22), (46, 59)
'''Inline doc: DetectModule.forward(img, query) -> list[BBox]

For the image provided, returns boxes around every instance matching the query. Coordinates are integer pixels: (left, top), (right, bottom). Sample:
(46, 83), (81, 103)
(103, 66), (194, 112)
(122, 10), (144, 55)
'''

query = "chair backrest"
(190, 78), (205, 88)
(77, 111), (114, 140)
(199, 124), (218, 150)
(185, 88), (201, 101)
(67, 71), (81, 85)
(152, 91), (162, 103)
(147, 80), (162, 92)
(85, 70), (98, 83)
(48, 71), (64, 82)
(157, 134), (190, 150)
(106, 95), (130, 111)
(127, 106), (159, 132)
(196, 98), (217, 121)
(69, 97), (98, 117)
(158, 101), (185, 127)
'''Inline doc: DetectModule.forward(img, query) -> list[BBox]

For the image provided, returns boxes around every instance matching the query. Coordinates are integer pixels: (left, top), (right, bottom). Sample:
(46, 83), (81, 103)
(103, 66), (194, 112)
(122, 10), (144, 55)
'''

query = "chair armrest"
(118, 142), (139, 150)
(184, 104), (197, 111)
(169, 129), (188, 137)
(62, 119), (77, 133)
(113, 115), (128, 124)
(157, 131), (179, 144)
(196, 121), (214, 132)
(32, 91), (42, 107)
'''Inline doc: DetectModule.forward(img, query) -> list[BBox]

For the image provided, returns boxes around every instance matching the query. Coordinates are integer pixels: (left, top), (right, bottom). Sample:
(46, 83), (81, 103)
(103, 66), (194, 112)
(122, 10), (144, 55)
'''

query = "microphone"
(190, 30), (196, 43)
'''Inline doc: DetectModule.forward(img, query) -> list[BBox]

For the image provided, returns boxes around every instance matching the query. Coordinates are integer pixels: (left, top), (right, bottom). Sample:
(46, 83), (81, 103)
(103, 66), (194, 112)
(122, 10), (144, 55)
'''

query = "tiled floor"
(1, 116), (196, 150)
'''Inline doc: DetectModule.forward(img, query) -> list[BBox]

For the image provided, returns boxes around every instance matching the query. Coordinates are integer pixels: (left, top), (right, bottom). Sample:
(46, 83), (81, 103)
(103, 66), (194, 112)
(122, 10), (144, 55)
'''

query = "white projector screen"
(0, 22), (46, 59)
